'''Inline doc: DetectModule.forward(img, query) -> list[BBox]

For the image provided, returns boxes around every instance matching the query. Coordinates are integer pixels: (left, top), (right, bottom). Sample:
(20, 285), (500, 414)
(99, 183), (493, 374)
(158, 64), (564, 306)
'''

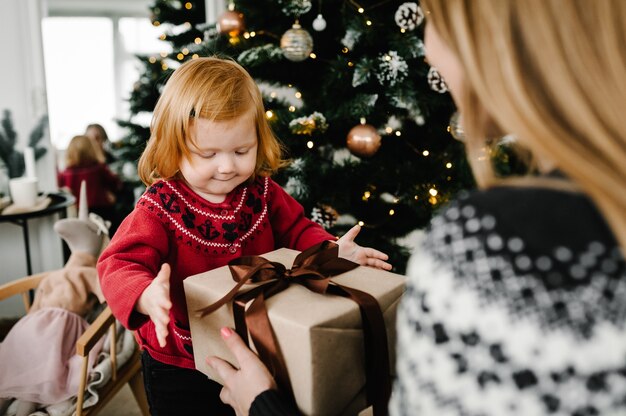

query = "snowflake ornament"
(376, 51), (409, 87)
(395, 2), (424, 31)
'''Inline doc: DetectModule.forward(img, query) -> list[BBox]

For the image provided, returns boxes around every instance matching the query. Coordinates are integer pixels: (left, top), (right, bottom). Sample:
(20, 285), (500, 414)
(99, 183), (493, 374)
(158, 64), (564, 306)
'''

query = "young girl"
(58, 135), (122, 232)
(96, 57), (391, 416)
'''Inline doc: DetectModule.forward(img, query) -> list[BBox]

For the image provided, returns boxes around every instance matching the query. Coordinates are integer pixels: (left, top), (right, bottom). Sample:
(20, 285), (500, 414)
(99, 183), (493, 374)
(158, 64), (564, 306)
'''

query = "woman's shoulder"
(429, 185), (618, 260)
(398, 185), (626, 416)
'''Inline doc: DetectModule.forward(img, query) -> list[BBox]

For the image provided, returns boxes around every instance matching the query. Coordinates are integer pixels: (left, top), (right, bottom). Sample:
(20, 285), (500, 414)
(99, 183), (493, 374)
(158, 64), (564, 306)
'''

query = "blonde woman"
(205, 1), (626, 415)
(57, 135), (121, 230)
(96, 57), (390, 416)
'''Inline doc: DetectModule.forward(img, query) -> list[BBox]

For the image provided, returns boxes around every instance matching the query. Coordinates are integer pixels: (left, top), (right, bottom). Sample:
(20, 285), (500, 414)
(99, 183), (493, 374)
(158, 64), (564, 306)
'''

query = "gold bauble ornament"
(346, 124), (382, 157)
(217, 10), (245, 36)
(280, 22), (313, 62)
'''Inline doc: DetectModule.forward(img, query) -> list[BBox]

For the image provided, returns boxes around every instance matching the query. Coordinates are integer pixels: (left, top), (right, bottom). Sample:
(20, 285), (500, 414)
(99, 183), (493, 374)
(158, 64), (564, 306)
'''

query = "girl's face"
(424, 20), (464, 111)
(179, 109), (258, 203)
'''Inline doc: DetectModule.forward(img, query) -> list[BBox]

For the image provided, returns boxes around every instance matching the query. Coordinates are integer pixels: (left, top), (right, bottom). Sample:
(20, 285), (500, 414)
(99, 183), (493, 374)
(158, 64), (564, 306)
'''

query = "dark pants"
(141, 350), (235, 416)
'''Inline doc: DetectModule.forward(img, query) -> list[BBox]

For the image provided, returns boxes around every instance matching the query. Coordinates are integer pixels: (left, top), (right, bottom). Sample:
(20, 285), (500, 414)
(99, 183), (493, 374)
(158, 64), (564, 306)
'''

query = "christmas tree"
(116, 0), (475, 272)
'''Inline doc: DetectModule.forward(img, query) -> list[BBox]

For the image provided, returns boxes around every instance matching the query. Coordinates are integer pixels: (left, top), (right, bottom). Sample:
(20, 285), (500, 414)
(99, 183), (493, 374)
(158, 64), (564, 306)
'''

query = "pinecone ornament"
(311, 204), (338, 229)
(394, 2), (424, 31)
(427, 66), (449, 93)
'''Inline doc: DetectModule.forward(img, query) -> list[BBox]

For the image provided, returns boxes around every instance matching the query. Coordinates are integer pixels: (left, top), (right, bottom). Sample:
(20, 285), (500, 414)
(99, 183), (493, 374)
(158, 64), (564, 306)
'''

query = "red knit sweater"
(97, 177), (334, 369)
(57, 163), (121, 208)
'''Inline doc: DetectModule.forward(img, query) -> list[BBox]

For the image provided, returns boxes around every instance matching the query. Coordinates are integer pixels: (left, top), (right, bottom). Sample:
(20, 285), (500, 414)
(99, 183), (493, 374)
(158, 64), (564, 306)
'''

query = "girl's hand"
(136, 263), (172, 348)
(336, 225), (392, 270)
(206, 327), (277, 416)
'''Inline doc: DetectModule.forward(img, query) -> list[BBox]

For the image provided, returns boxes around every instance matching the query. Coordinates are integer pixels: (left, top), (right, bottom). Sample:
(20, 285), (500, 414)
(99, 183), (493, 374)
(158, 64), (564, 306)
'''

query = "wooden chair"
(0, 273), (150, 416)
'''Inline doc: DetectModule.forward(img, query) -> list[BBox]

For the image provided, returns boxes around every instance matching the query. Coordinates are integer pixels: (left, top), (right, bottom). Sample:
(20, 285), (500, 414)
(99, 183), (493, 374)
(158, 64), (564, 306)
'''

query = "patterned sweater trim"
(390, 186), (626, 416)
(138, 177), (269, 250)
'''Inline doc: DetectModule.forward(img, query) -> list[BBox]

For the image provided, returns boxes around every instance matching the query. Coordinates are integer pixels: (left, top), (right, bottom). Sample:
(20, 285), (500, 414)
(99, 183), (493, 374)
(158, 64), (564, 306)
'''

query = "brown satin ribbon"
(197, 241), (391, 416)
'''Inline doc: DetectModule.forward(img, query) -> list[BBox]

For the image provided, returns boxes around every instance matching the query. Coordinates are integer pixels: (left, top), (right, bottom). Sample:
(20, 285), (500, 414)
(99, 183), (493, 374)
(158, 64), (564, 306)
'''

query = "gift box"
(184, 244), (405, 416)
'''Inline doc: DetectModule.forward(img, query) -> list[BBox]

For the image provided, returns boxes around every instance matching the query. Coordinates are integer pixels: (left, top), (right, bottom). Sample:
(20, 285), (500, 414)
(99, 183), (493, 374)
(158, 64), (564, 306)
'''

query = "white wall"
(0, 0), (65, 317)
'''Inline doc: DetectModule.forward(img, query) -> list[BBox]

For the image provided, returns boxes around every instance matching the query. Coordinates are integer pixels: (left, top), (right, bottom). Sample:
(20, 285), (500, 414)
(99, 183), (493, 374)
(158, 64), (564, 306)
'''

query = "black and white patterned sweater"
(390, 185), (626, 416)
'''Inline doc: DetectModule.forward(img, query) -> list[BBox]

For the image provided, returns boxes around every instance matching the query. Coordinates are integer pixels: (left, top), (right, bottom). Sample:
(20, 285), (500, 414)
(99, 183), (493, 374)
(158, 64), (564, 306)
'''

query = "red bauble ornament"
(346, 124), (382, 157)
(217, 10), (245, 36)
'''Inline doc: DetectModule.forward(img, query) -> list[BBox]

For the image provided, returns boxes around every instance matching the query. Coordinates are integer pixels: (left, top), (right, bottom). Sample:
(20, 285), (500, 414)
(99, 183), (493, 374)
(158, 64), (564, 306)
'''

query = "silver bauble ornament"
(346, 124), (382, 157)
(280, 23), (314, 62)
(312, 14), (327, 31)
(448, 111), (465, 142)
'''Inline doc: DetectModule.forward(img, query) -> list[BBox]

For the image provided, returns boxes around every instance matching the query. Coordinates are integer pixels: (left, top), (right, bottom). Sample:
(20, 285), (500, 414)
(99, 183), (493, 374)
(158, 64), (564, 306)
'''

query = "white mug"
(9, 177), (39, 207)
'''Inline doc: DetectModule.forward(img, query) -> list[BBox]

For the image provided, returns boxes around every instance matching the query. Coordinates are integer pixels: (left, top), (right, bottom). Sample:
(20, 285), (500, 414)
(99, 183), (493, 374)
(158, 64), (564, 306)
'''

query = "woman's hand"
(336, 225), (392, 270)
(206, 327), (277, 416)
(136, 263), (172, 348)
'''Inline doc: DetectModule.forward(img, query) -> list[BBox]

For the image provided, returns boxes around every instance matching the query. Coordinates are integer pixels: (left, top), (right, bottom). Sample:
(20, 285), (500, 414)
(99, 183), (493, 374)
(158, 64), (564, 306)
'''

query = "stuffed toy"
(0, 182), (109, 416)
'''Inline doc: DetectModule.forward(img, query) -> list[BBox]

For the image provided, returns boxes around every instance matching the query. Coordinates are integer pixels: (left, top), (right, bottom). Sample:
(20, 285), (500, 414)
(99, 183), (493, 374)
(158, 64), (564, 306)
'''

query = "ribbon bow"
(197, 241), (391, 416)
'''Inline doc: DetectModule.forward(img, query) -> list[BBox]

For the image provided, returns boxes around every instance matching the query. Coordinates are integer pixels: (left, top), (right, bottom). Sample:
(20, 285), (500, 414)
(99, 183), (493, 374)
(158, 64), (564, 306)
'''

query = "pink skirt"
(0, 307), (102, 404)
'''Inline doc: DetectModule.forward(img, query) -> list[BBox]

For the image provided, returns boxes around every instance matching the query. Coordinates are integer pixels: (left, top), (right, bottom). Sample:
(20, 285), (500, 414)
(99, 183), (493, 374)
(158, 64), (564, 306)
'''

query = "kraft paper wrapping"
(184, 248), (405, 416)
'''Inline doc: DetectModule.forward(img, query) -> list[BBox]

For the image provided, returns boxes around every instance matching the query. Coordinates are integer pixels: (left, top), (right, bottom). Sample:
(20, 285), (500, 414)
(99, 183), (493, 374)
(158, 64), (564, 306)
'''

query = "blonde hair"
(65, 135), (104, 168)
(138, 56), (287, 185)
(422, 0), (626, 250)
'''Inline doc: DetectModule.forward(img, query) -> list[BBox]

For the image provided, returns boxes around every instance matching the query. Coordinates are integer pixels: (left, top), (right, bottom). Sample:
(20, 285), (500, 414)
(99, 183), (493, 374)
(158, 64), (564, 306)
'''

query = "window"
(42, 12), (170, 150)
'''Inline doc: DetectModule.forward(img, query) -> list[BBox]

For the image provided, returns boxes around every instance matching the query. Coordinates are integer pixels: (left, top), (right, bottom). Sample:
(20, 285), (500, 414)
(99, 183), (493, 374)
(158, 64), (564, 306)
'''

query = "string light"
(429, 196), (438, 205)
(288, 106), (296, 112)
(307, 141), (314, 149)
(250, 31), (256, 37)
(194, 37), (202, 44)
(348, 61), (354, 67)
(149, 57), (157, 64)
(429, 188), (438, 196)
(310, 53), (317, 59)
(358, 221), (365, 227)
(389, 209), (395, 216)
(366, 20), (372, 26)
(182, 48), (189, 55)
(184, 22), (191, 29)
(395, 131), (401, 136)
(270, 91), (277, 98)
(342, 47), (349, 53)
(184, 2), (192, 9)
(414, 195), (419, 200)
(295, 92), (302, 99)
(265, 110), (274, 119)
(400, 28), (405, 33)
(177, 53), (184, 60)
(422, 150), (429, 156)
(159, 34), (167, 40)
(160, 51), (168, 58)
(161, 63), (168, 70)
(384, 55), (392, 61)
(358, 7), (365, 13)
(243, 32), (250, 39)
(446, 162), (452, 168)
(192, 54), (199, 59)
(153, 21), (160, 26)
(362, 191), (371, 201)
(385, 126), (392, 134)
